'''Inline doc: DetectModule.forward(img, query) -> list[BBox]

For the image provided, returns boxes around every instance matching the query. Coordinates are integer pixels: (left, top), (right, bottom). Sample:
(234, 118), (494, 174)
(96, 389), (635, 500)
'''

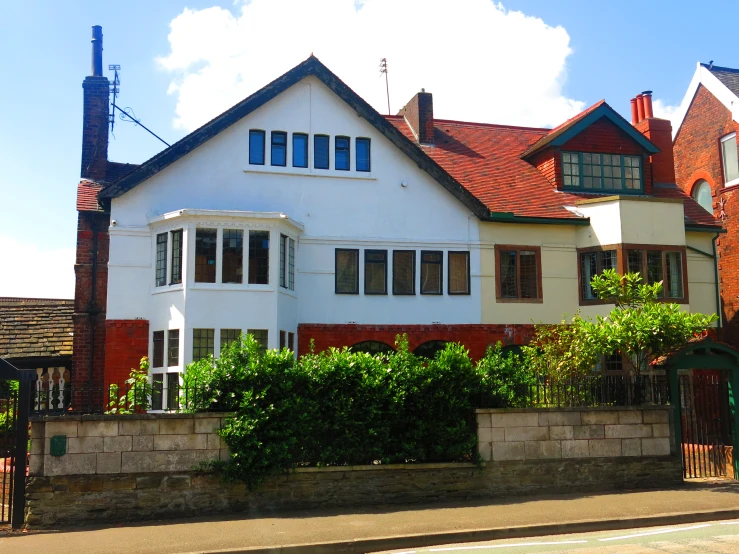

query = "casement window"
(393, 250), (415, 295)
(720, 133), (739, 185)
(271, 131), (287, 167)
(335, 248), (359, 294)
(288, 332), (295, 352)
(167, 329), (180, 367)
(448, 251), (470, 295)
(626, 248), (685, 300)
(562, 152), (642, 192)
(195, 228), (217, 283)
(192, 329), (215, 361)
(170, 229), (183, 284)
(155, 233), (168, 287)
(293, 133), (308, 168)
(167, 374), (179, 411)
(220, 328), (241, 353)
(495, 246), (542, 302)
(593, 353), (624, 373)
(222, 229), (244, 284)
(364, 250), (387, 294)
(335, 136), (350, 170)
(314, 135), (330, 169)
(247, 329), (268, 351)
(279, 330), (286, 349)
(279, 234), (295, 290)
(420, 251), (443, 295)
(356, 138), (371, 172)
(579, 249), (617, 300)
(152, 331), (164, 368)
(151, 375), (163, 411)
(692, 180), (713, 213)
(248, 230), (269, 284)
(249, 130), (265, 165)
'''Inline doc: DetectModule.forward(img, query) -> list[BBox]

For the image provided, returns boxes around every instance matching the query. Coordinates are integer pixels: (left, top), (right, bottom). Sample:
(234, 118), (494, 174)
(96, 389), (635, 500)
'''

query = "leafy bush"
(189, 333), (535, 489)
(477, 342), (537, 408)
(106, 357), (152, 414)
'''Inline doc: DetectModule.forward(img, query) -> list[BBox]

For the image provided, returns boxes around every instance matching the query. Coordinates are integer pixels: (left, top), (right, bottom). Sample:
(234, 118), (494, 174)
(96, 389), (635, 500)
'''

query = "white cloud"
(157, 0), (585, 132)
(0, 236), (74, 299)
(652, 98), (682, 130)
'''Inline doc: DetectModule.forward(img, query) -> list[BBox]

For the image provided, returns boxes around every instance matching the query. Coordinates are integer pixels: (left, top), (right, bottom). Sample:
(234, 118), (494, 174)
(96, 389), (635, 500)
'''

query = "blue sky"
(1, 0), (737, 298)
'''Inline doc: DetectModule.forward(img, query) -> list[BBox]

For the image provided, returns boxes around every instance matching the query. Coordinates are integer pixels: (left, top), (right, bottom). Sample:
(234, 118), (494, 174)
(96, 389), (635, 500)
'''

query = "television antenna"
(379, 58), (390, 115)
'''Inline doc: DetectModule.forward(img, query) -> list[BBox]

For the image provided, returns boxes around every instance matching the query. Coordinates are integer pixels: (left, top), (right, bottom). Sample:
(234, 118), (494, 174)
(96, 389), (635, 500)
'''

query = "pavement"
(2, 479), (739, 554)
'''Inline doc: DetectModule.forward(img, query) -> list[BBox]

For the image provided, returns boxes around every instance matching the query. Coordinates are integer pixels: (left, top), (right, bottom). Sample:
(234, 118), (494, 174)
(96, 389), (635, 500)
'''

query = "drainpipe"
(686, 232), (722, 339)
(87, 214), (99, 399)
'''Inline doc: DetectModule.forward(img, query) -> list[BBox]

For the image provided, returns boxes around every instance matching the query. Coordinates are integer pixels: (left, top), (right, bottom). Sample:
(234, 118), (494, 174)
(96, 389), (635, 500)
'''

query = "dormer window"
(562, 152), (642, 192)
(720, 133), (739, 186)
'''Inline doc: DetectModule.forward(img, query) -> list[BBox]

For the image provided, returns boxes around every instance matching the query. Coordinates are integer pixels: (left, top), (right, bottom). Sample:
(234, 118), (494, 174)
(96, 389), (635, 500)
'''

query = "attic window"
(562, 152), (642, 192)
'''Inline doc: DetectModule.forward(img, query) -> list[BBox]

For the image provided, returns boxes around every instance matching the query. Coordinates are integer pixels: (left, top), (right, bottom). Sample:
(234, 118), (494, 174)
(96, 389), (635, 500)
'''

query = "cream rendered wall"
(685, 231), (719, 318)
(107, 75), (481, 365)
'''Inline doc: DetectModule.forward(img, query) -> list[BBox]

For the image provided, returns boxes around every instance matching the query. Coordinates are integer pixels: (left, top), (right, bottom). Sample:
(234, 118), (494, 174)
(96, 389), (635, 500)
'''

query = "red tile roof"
(386, 114), (720, 227)
(77, 179), (104, 212)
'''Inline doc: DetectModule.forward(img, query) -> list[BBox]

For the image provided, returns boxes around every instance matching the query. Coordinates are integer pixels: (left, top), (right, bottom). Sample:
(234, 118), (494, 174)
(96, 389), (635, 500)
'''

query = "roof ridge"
(702, 63), (739, 73)
(0, 297), (74, 303)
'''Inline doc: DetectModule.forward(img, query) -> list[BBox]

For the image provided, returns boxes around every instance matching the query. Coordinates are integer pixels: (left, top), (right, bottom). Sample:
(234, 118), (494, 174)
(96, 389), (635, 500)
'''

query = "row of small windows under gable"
(249, 130), (371, 172)
(155, 228), (295, 290)
(335, 249), (471, 296)
(562, 152), (642, 192)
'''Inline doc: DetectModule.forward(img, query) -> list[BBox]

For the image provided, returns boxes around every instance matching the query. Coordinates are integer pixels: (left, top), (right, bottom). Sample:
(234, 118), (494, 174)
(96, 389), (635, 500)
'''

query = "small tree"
(583, 269), (717, 375)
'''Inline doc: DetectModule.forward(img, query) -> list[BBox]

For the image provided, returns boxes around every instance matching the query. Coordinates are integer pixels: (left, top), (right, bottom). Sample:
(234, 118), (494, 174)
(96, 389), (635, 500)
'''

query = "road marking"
(719, 521), (739, 525)
(429, 540), (588, 551)
(597, 523), (712, 541)
(391, 551), (417, 554)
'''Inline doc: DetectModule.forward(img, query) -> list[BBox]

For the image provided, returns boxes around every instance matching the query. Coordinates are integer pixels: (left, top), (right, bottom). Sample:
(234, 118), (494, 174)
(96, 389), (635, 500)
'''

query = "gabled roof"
(521, 100), (660, 159)
(386, 116), (719, 227)
(673, 62), (739, 139)
(0, 298), (74, 362)
(98, 56), (490, 219)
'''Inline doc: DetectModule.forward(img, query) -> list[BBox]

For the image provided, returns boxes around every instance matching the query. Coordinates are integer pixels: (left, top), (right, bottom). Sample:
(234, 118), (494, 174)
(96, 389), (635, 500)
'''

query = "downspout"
(685, 232), (722, 339)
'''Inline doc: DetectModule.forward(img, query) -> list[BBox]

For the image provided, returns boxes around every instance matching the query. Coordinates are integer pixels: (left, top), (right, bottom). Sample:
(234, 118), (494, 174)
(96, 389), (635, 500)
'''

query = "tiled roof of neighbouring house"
(77, 179), (104, 211)
(704, 63), (739, 97)
(385, 114), (719, 227)
(0, 298), (74, 361)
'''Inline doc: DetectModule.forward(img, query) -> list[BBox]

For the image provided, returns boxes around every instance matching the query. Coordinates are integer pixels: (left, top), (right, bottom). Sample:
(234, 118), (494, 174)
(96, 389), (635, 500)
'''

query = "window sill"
(495, 297), (544, 304)
(151, 284), (184, 295)
(723, 178), (739, 189)
(244, 168), (377, 180)
(190, 284), (274, 292)
(278, 287), (298, 299)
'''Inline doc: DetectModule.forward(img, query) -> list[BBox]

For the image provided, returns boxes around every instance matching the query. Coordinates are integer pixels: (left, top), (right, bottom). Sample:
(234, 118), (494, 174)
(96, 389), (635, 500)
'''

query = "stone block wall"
(476, 406), (674, 462)
(29, 414), (229, 477)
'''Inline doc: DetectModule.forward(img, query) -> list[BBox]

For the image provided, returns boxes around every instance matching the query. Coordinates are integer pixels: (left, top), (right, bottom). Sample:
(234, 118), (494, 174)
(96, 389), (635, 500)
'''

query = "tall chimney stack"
(631, 90), (676, 185)
(398, 89), (434, 145)
(80, 25), (110, 181)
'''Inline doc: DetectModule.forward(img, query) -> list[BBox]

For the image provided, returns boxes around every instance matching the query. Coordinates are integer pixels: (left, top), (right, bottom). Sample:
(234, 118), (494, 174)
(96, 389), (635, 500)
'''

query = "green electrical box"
(50, 435), (67, 457)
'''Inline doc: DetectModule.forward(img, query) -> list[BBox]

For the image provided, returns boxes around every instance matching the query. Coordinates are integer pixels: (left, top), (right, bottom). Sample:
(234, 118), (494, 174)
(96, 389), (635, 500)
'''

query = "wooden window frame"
(356, 137), (371, 172)
(562, 151), (644, 193)
(292, 133), (308, 168)
(577, 244), (689, 305)
(270, 131), (287, 167)
(192, 328), (215, 362)
(152, 330), (164, 368)
(220, 329), (241, 353)
(420, 250), (443, 295)
(335, 135), (350, 171)
(392, 250), (416, 295)
(364, 249), (388, 295)
(314, 134), (330, 170)
(335, 248), (359, 295)
(155, 232), (168, 287)
(494, 245), (543, 303)
(249, 129), (265, 165)
(170, 229), (183, 285)
(447, 251), (471, 295)
(167, 329), (180, 367)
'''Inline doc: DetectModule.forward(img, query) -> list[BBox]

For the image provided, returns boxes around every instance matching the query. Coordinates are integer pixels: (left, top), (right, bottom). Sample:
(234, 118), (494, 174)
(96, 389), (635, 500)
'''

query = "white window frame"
(720, 132), (739, 188)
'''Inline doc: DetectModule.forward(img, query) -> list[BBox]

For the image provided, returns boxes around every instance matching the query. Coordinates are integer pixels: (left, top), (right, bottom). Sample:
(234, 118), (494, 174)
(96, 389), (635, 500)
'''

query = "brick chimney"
(632, 91), (676, 184)
(80, 25), (109, 181)
(398, 89), (434, 145)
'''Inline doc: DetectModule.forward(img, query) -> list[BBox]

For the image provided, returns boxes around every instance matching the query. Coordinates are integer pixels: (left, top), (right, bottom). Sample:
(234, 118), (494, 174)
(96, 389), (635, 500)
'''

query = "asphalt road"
(374, 519), (739, 553)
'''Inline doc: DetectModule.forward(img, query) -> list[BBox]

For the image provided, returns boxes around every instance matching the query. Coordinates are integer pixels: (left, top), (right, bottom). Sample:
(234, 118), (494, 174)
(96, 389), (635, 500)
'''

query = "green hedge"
(183, 334), (534, 488)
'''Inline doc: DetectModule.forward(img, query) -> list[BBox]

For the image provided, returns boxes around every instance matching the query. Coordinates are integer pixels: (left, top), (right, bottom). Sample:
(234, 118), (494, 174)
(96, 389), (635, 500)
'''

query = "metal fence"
(476, 374), (670, 409)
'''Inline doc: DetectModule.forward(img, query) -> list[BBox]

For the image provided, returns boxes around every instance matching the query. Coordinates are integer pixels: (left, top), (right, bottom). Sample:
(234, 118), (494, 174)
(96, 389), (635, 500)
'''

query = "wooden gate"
(678, 372), (734, 478)
(0, 359), (31, 529)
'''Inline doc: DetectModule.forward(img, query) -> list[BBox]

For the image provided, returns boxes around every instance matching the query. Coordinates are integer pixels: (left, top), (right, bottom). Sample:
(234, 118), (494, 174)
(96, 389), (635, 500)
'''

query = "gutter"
(486, 212), (590, 226)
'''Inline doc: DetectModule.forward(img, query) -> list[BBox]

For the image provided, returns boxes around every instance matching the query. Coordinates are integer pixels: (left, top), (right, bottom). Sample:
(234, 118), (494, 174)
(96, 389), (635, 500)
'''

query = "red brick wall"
(635, 118), (675, 185)
(674, 84), (739, 346)
(80, 76), (110, 181)
(72, 211), (110, 391)
(103, 320), (150, 384)
(398, 91), (434, 144)
(298, 324), (535, 360)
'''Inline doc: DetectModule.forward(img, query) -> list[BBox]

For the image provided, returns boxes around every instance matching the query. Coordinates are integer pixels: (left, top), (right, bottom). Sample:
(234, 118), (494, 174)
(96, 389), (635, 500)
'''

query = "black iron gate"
(678, 372), (733, 478)
(0, 359), (31, 529)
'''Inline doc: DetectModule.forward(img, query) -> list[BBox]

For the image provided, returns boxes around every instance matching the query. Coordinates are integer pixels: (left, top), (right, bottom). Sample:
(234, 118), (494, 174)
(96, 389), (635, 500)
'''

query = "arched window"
(414, 340), (449, 359)
(350, 341), (394, 355)
(692, 180), (713, 214)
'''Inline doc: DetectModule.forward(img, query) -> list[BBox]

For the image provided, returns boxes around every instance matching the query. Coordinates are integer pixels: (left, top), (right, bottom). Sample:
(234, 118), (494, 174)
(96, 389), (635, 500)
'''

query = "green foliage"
(478, 342), (538, 407)
(106, 357), (153, 414)
(189, 333), (535, 489)
(528, 270), (718, 378)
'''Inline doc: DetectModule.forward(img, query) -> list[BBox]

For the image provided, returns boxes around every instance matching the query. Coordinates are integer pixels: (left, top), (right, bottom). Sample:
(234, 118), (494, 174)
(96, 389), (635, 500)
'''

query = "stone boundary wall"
(476, 406), (674, 462)
(29, 414), (229, 477)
